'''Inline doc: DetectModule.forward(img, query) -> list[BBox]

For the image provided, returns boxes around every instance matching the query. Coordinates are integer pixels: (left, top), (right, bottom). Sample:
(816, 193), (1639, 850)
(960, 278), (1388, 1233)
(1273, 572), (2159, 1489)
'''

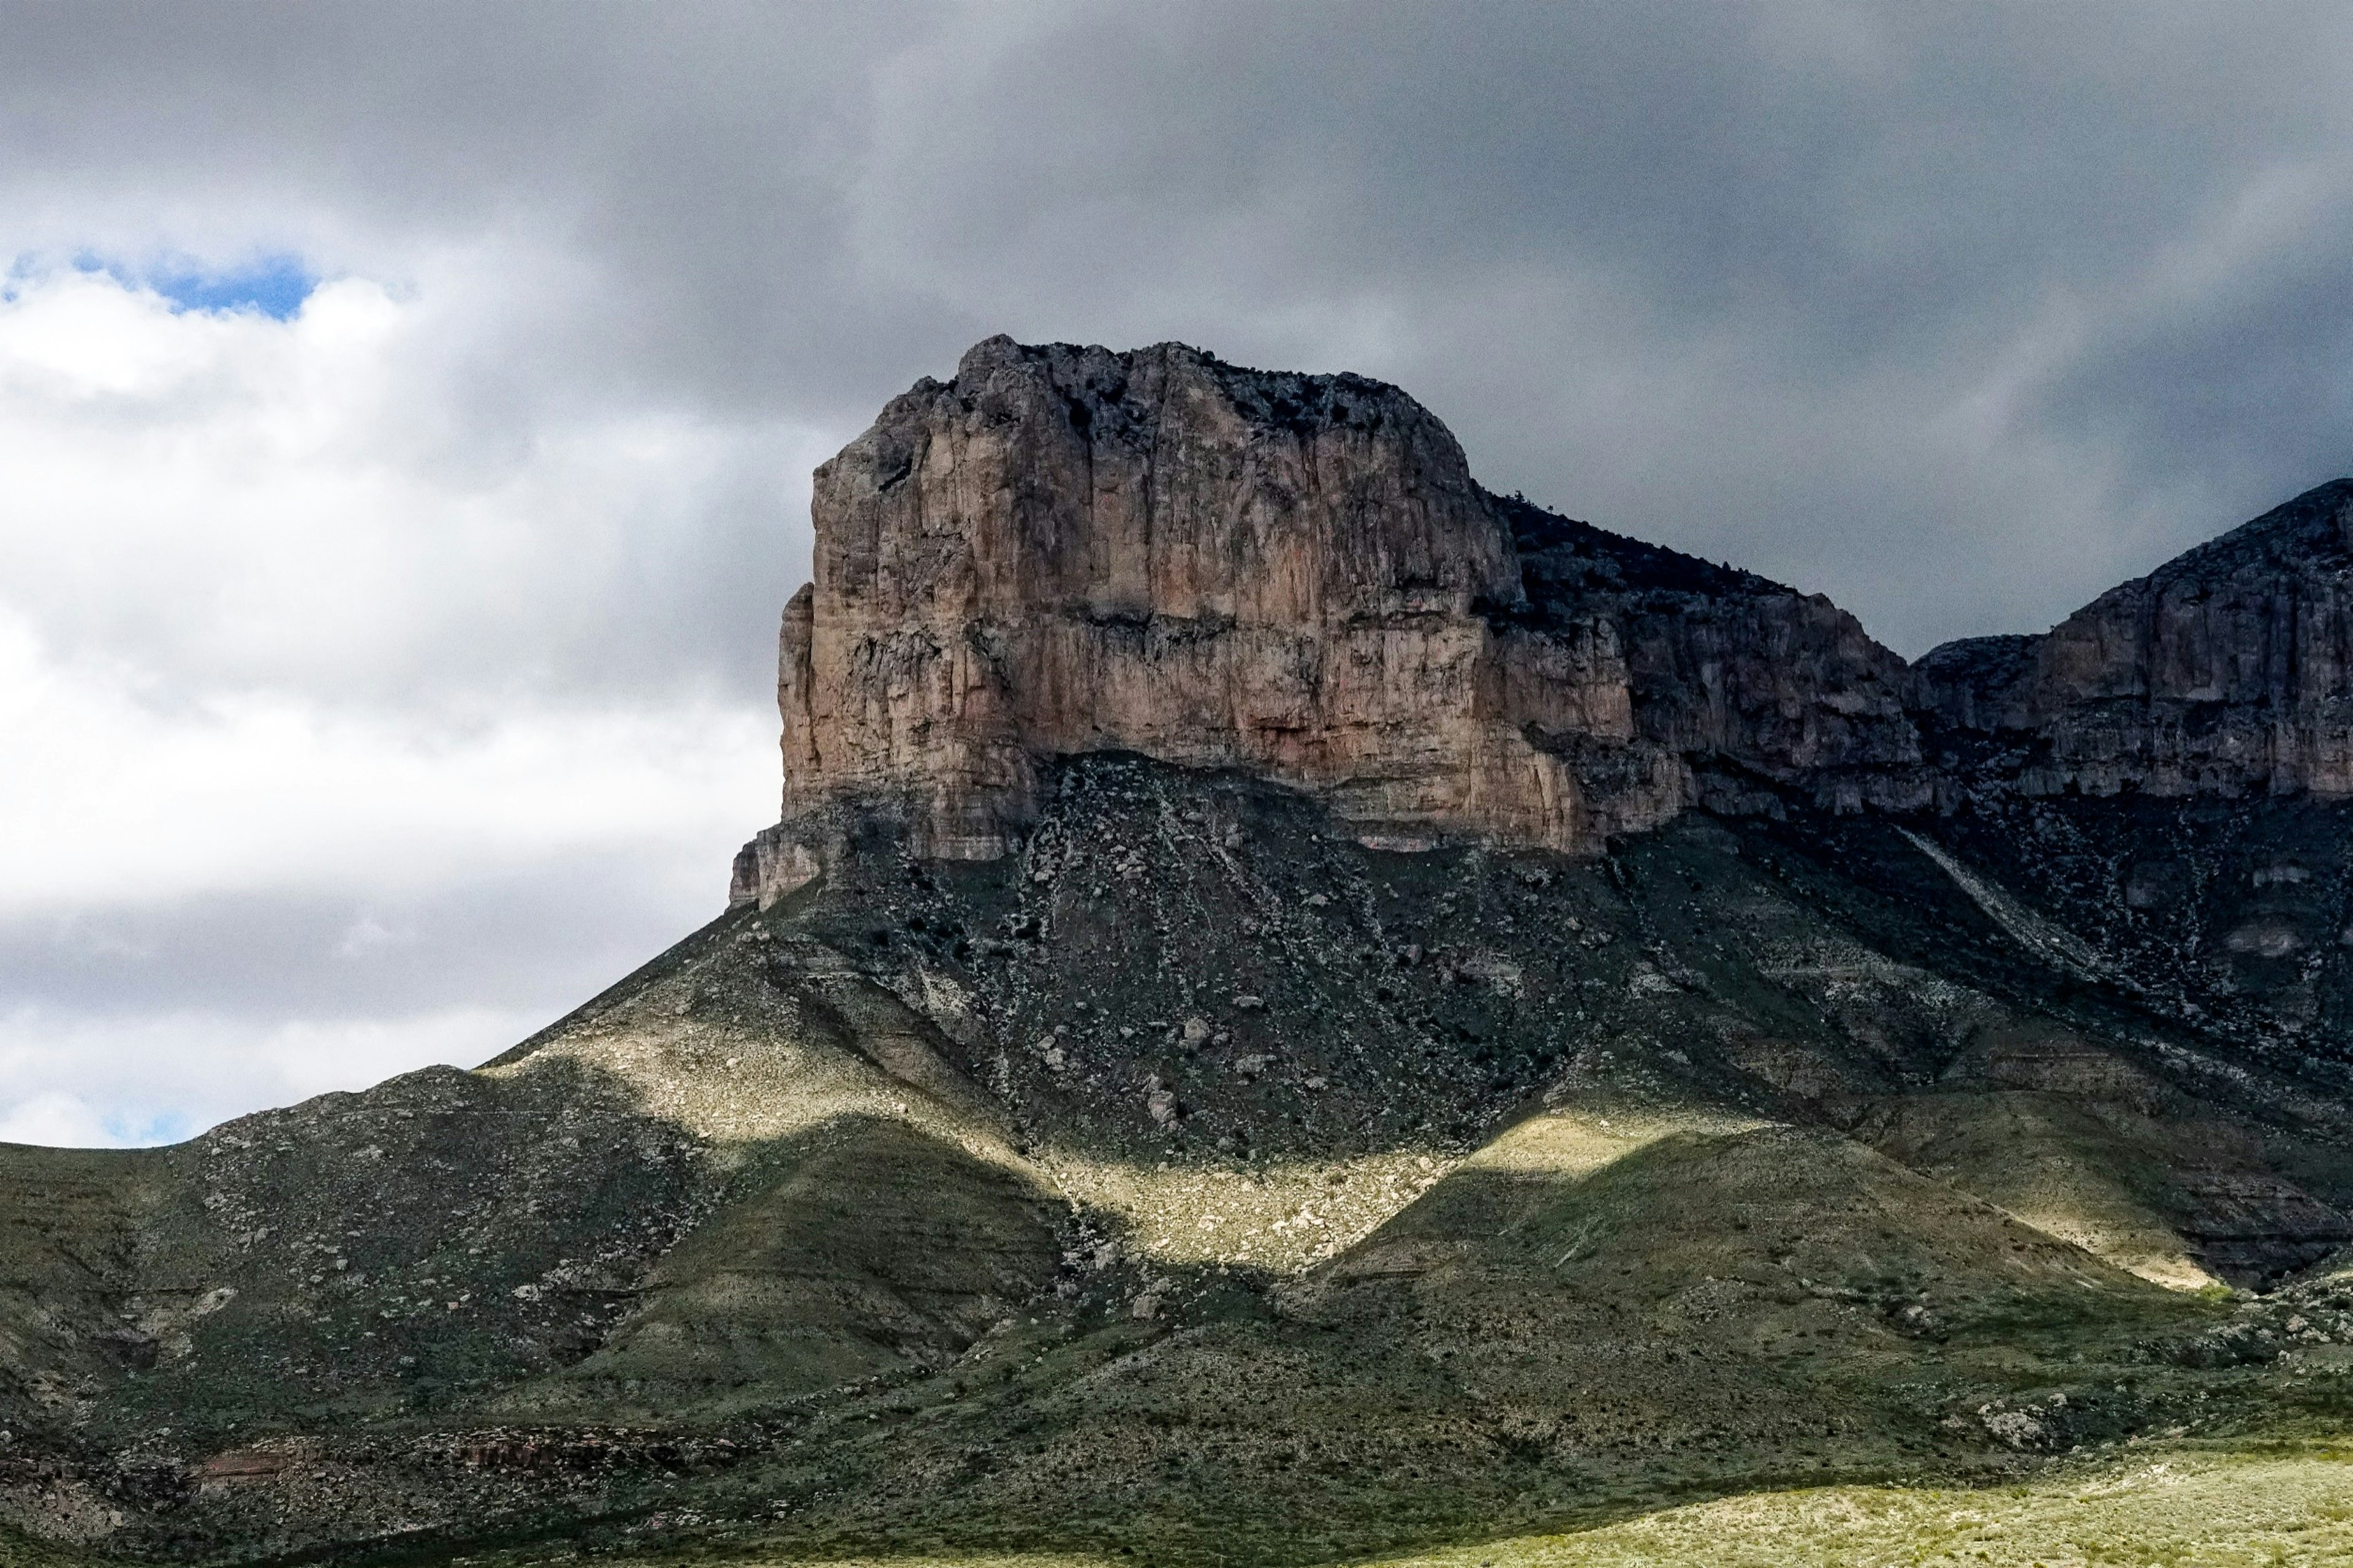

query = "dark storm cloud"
(10, 1), (2353, 652)
(846, 2), (2353, 648)
(2034, 189), (2353, 501)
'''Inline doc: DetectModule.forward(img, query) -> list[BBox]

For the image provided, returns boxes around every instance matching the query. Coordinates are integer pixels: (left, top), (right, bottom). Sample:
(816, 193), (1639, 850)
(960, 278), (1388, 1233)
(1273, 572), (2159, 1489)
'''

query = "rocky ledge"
(735, 336), (1920, 906)
(1914, 477), (2353, 799)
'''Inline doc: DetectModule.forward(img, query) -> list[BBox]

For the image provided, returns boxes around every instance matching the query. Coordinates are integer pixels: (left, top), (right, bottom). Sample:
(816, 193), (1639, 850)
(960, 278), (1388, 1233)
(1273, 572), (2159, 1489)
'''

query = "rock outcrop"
(1915, 479), (2353, 798)
(735, 336), (1922, 905)
(745, 339), (2353, 914)
(762, 336), (1605, 877)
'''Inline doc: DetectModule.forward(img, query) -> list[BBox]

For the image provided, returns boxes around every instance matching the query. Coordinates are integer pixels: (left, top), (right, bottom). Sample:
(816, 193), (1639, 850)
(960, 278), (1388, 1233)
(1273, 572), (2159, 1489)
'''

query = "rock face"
(1900, 480), (2353, 1073)
(731, 336), (2353, 1062)
(736, 337), (1920, 904)
(1916, 479), (2353, 799)
(767, 336), (1600, 873)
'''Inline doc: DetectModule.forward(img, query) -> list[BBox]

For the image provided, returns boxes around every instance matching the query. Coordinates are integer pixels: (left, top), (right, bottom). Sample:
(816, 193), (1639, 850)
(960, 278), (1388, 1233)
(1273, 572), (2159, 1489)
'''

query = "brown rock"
(777, 336), (1600, 862)
(734, 337), (1924, 906)
(1915, 479), (2353, 799)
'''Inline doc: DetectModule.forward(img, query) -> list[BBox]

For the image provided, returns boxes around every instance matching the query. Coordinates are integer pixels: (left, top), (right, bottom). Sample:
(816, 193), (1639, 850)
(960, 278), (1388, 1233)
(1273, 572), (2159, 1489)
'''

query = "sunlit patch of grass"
(476, 1442), (2353, 1568)
(1039, 1146), (1453, 1270)
(1458, 1107), (1772, 1181)
(1362, 1441), (2353, 1567)
(1036, 1102), (1771, 1274)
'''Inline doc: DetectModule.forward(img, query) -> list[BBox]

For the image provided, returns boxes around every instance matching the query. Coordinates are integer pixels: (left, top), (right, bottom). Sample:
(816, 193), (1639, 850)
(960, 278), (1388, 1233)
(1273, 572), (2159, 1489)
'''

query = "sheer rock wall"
(733, 337), (1923, 907)
(1914, 479), (2353, 799)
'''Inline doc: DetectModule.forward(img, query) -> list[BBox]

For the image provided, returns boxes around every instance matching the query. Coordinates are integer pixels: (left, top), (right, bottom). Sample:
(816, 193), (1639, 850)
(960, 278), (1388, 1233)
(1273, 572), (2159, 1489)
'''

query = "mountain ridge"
(735, 335), (1921, 911)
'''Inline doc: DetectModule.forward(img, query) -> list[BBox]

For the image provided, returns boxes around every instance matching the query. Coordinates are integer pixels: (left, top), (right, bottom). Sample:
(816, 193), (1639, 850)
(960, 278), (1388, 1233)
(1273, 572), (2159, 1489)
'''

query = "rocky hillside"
(1905, 479), (2353, 1082)
(11, 340), (2353, 1567)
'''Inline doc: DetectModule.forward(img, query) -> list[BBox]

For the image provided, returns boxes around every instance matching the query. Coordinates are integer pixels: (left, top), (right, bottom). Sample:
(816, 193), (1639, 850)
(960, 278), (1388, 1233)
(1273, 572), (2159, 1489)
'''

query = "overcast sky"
(6, 1), (2353, 1145)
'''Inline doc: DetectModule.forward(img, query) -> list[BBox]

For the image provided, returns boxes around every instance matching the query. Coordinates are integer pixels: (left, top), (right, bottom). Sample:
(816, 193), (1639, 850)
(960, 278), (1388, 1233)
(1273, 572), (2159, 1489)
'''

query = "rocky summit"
(733, 336), (1917, 894)
(13, 339), (2353, 1567)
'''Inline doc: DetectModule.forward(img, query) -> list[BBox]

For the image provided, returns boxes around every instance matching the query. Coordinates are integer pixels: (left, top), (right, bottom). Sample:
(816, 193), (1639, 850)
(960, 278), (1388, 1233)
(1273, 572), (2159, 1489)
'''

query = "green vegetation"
(1371, 1442), (2353, 1567)
(0, 1524), (94, 1568)
(10, 768), (2353, 1562)
(494, 1442), (2353, 1568)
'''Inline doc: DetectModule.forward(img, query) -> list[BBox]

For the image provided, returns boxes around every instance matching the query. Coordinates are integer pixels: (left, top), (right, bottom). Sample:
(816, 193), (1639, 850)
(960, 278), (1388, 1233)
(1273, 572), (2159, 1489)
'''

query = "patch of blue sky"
(104, 1108), (197, 1148)
(62, 250), (318, 320)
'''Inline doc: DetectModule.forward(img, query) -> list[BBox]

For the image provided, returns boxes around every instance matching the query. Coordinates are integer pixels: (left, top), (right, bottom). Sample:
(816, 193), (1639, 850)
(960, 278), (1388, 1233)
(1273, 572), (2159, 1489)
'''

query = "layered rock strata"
(1915, 479), (2353, 798)
(735, 337), (1921, 906)
(741, 339), (2353, 917)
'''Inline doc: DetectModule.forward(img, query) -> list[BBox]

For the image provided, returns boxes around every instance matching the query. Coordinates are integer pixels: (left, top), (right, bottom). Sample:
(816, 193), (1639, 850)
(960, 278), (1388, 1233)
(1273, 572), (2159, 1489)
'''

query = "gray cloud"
(12, 2), (2353, 648)
(8, 0), (2353, 1139)
(0, 858), (703, 1020)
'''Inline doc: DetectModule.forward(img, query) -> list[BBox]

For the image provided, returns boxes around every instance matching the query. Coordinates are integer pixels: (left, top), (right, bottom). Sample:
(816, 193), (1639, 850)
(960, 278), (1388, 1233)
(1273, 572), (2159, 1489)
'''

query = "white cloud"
(0, 262), (823, 707)
(0, 260), (800, 1142)
(0, 267), (786, 920)
(0, 1004), (550, 1148)
(0, 1091), (133, 1148)
(0, 616), (775, 914)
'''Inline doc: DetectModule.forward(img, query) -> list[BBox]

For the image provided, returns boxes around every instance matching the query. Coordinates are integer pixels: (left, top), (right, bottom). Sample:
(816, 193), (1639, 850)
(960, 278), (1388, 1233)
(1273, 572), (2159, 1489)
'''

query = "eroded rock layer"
(738, 338), (1922, 904)
(1915, 479), (2353, 799)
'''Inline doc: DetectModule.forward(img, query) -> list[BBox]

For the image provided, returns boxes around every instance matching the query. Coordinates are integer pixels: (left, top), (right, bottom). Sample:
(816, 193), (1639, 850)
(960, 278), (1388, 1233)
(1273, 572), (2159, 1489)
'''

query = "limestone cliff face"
(1915, 479), (2353, 798)
(1492, 494), (1922, 819)
(773, 335), (1608, 866)
(734, 337), (1921, 906)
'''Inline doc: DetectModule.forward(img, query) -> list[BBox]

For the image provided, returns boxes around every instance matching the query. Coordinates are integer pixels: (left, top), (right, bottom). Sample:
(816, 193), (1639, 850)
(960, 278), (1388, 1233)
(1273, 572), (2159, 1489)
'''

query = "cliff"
(735, 336), (1920, 905)
(1916, 478), (2353, 798)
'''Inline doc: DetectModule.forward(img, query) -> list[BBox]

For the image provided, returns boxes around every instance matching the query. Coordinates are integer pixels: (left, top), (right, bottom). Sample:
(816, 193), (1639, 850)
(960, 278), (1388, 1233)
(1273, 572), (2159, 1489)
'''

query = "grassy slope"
(0, 1526), (93, 1568)
(504, 1115), (1062, 1419)
(10, 767), (2353, 1562)
(1368, 1441), (2353, 1567)
(0, 1144), (167, 1432)
(651, 1112), (2225, 1566)
(508, 1441), (2353, 1568)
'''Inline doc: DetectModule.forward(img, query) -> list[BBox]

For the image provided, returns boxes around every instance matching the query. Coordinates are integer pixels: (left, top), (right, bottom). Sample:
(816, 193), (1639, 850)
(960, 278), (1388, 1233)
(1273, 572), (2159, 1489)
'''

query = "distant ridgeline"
(743, 339), (2353, 922)
(10, 339), (2353, 1566)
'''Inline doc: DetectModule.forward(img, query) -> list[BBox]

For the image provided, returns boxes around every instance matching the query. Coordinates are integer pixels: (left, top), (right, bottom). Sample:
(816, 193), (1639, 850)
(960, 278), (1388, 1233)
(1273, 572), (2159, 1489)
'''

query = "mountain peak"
(1915, 475), (2353, 798)
(2146, 475), (2353, 585)
(733, 338), (1918, 907)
